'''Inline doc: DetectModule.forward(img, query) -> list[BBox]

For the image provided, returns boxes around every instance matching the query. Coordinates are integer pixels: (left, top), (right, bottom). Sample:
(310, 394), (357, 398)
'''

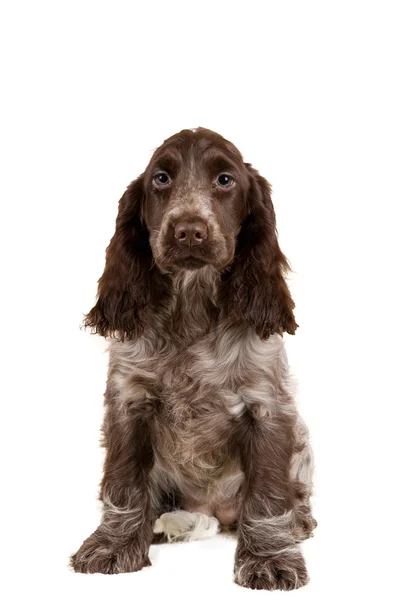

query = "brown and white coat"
(71, 128), (316, 590)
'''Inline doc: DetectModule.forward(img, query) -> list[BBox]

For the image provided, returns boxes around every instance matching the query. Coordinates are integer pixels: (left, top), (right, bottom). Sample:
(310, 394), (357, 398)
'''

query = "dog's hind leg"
(151, 489), (184, 544)
(290, 417), (317, 541)
(153, 510), (220, 542)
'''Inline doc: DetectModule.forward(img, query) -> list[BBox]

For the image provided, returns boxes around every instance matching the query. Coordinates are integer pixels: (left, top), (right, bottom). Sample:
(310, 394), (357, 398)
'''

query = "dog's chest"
(109, 328), (287, 498)
(110, 327), (285, 449)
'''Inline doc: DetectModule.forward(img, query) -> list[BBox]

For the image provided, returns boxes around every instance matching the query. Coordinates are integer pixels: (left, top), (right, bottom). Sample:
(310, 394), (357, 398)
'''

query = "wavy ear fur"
(220, 165), (298, 339)
(84, 175), (169, 340)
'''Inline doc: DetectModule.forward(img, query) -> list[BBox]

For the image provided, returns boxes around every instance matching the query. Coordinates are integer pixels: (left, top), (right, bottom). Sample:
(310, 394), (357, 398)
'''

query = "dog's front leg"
(71, 392), (154, 574)
(234, 410), (309, 590)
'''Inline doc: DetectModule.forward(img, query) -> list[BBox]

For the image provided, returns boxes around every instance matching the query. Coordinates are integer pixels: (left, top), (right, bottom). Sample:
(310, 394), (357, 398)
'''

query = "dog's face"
(85, 127), (298, 340)
(142, 130), (249, 271)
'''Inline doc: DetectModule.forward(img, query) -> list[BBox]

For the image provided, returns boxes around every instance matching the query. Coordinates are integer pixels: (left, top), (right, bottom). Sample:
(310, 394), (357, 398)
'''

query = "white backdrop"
(1, 1), (399, 598)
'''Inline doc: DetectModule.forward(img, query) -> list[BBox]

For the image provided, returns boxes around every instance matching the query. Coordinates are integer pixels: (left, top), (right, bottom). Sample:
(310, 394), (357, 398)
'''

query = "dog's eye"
(217, 174), (234, 187)
(153, 172), (170, 186)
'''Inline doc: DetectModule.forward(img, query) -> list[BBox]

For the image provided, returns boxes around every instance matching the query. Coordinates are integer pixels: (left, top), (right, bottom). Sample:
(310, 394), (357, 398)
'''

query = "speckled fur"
(70, 128), (316, 590)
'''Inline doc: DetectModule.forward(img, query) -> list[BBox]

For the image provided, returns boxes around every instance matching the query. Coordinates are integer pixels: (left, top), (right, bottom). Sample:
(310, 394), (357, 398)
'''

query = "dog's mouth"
(154, 234), (233, 271)
(170, 256), (209, 270)
(154, 239), (214, 270)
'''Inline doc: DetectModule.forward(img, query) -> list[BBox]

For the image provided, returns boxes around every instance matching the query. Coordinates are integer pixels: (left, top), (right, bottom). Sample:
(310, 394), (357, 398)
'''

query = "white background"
(1, 1), (399, 598)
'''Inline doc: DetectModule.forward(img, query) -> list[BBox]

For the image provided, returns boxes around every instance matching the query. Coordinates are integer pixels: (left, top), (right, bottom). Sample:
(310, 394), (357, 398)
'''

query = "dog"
(70, 127), (316, 590)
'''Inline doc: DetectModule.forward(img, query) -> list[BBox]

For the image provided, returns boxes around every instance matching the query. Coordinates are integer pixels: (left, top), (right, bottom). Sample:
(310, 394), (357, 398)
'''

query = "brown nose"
(174, 222), (208, 246)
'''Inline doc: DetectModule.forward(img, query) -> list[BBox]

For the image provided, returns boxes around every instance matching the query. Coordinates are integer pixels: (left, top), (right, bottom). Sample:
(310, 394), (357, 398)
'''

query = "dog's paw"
(234, 546), (309, 591)
(153, 510), (220, 542)
(70, 527), (151, 574)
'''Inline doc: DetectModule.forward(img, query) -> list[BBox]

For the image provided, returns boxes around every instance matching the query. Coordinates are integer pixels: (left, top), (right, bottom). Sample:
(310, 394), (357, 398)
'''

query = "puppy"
(71, 127), (316, 590)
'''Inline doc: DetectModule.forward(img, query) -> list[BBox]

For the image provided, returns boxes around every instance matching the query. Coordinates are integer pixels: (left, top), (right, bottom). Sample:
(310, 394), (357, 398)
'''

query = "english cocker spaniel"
(70, 127), (316, 590)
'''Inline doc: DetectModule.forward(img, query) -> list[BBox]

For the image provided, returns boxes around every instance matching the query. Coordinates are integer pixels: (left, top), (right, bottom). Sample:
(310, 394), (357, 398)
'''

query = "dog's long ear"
(220, 165), (298, 339)
(84, 175), (168, 340)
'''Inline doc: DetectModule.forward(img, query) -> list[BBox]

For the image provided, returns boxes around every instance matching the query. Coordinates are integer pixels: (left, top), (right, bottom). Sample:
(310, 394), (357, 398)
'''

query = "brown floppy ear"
(220, 165), (298, 339)
(84, 175), (169, 340)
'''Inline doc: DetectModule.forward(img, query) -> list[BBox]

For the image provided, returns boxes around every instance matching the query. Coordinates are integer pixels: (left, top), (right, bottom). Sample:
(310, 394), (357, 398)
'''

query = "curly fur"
(71, 128), (315, 590)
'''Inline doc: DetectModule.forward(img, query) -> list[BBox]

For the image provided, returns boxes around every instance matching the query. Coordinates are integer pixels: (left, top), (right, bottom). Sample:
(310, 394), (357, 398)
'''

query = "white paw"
(153, 510), (220, 541)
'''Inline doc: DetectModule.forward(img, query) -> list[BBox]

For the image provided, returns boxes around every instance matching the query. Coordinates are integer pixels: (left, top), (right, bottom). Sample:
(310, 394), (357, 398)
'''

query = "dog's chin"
(153, 247), (235, 272)
(170, 257), (210, 271)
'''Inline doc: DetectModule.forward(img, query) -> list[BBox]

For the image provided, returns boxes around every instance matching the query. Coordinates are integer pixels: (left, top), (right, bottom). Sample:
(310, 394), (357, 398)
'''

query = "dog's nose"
(174, 222), (208, 246)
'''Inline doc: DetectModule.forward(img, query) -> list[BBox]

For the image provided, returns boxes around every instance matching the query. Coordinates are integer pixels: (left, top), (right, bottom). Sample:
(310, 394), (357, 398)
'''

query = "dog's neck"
(171, 265), (220, 298)
(160, 265), (220, 345)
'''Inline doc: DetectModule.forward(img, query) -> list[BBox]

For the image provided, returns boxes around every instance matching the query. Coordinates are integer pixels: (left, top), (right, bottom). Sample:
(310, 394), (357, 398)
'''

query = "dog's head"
(85, 128), (297, 339)
(143, 128), (248, 271)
